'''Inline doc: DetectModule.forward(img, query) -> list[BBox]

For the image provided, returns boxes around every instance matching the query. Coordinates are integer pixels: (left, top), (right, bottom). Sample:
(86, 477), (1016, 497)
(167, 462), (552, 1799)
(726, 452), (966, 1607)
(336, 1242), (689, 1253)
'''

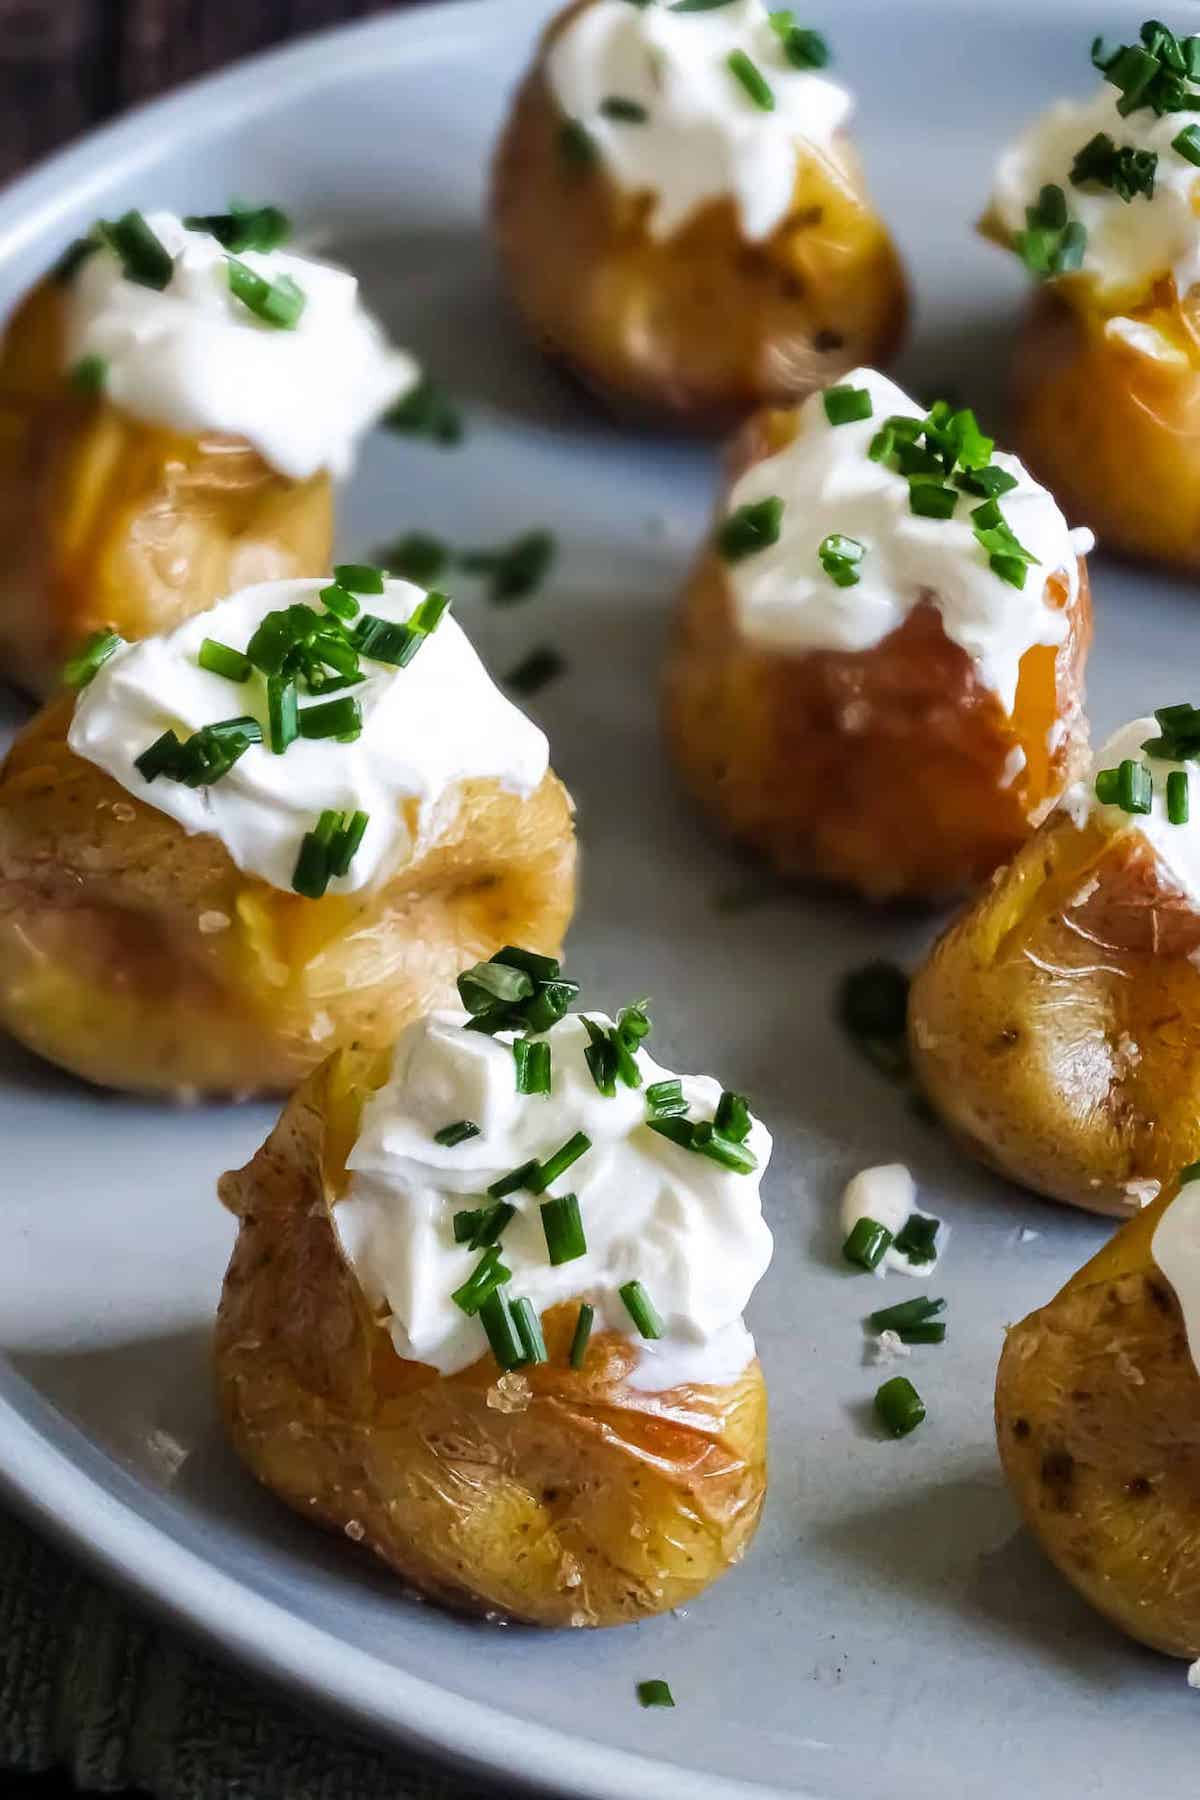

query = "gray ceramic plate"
(1, 2), (1197, 1795)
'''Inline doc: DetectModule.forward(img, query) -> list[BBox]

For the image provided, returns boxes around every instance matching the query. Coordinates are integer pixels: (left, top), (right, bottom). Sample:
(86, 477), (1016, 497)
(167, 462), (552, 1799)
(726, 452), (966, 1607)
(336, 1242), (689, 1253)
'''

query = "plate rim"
(0, 5), (808, 1796)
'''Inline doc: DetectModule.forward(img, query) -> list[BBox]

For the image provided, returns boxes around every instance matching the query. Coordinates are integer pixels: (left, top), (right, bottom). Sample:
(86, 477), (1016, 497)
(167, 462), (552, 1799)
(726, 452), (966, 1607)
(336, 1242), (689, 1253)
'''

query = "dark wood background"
(0, 1), (409, 182)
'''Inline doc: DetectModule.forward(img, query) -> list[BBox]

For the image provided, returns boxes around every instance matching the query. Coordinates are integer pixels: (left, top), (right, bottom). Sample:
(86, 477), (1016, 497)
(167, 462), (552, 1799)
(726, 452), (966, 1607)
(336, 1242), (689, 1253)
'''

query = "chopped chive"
(69, 354), (108, 394)
(478, 1289), (525, 1370)
(647, 1114), (758, 1174)
(328, 809), (369, 879)
(460, 961), (534, 1014)
(869, 1296), (946, 1333)
(583, 1023), (619, 1097)
(52, 235), (99, 285)
(769, 12), (830, 69)
(714, 1090), (752, 1144)
(374, 532), (451, 585)
(382, 377), (464, 446)
(292, 811), (340, 900)
(1168, 768), (1190, 824)
(955, 464), (1019, 500)
(875, 1376), (925, 1438)
(893, 1213), (940, 1265)
(183, 203), (291, 253)
(410, 590), (450, 634)
(1176, 124), (1200, 166)
(559, 118), (599, 168)
(511, 1297), (549, 1365)
(569, 1302), (595, 1369)
(727, 48), (774, 110)
(823, 384), (873, 426)
(226, 256), (306, 329)
(460, 531), (557, 605)
(619, 1279), (664, 1340)
(63, 628), (123, 689)
(670, 0), (736, 9)
(1117, 758), (1153, 815)
(453, 1210), (482, 1244)
(458, 1202), (515, 1252)
(134, 730), (186, 783)
(837, 972), (912, 1053)
(637, 1680), (676, 1709)
(541, 1192), (587, 1265)
(319, 582), (360, 623)
(333, 563), (385, 596)
(522, 978), (579, 1035)
(646, 1078), (687, 1120)
(600, 96), (649, 122)
(909, 482), (958, 520)
(818, 532), (865, 588)
(1094, 766), (1120, 806)
(842, 1217), (893, 1272)
(266, 674), (298, 754)
(487, 1159), (541, 1200)
(198, 638), (253, 683)
(298, 696), (362, 741)
(716, 496), (784, 562)
(1180, 1160), (1200, 1185)
(504, 646), (565, 696)
(897, 1321), (947, 1345)
(513, 1036), (552, 1096)
(451, 1247), (511, 1317)
(100, 210), (173, 289)
(492, 946), (561, 982)
(530, 1130), (592, 1194)
(435, 1119), (481, 1147)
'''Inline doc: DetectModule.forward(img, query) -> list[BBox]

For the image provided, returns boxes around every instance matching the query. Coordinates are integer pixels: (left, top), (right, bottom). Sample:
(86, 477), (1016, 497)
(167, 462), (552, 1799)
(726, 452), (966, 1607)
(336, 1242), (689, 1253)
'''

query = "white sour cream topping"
(545, 0), (853, 242)
(725, 367), (1084, 714)
(64, 212), (418, 480)
(990, 85), (1200, 304)
(336, 1009), (774, 1386)
(68, 578), (549, 896)
(1153, 1179), (1200, 1381)
(1065, 715), (1200, 906)
(839, 1163), (943, 1279)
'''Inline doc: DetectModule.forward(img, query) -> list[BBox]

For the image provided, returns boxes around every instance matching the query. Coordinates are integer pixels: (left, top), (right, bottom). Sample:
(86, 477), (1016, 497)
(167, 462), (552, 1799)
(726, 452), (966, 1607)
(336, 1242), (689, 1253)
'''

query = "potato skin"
(663, 411), (1092, 903)
(911, 814), (1200, 1216)
(996, 1181), (1200, 1658)
(1011, 287), (1200, 572)
(215, 1051), (769, 1627)
(491, 4), (907, 432)
(0, 279), (332, 697)
(0, 697), (576, 1098)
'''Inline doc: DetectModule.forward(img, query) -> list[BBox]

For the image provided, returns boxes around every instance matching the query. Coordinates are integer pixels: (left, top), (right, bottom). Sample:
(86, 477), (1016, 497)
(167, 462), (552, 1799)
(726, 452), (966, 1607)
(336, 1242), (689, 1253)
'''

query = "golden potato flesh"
(491, 7), (907, 431)
(0, 280), (332, 697)
(996, 1180), (1200, 1659)
(663, 412), (1092, 903)
(0, 696), (576, 1098)
(911, 812), (1200, 1215)
(1011, 285), (1200, 572)
(215, 1050), (768, 1627)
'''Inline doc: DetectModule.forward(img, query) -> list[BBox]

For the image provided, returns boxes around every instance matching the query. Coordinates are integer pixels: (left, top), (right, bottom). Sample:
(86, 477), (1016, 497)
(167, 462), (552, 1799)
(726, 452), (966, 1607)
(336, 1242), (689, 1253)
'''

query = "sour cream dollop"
(1061, 715), (1200, 906)
(989, 83), (1200, 306)
(68, 578), (549, 896)
(64, 211), (418, 480)
(723, 367), (1089, 714)
(336, 1009), (774, 1387)
(545, 0), (853, 243)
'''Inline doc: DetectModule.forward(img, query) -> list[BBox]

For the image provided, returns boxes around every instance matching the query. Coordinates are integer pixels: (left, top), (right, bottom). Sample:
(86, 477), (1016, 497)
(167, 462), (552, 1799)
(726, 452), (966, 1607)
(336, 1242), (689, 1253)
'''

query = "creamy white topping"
(1065, 715), (1200, 906)
(64, 212), (417, 480)
(68, 578), (549, 896)
(335, 1009), (774, 1385)
(990, 85), (1200, 304)
(725, 367), (1083, 713)
(839, 1163), (943, 1278)
(545, 0), (853, 243)
(1153, 1178), (1200, 1383)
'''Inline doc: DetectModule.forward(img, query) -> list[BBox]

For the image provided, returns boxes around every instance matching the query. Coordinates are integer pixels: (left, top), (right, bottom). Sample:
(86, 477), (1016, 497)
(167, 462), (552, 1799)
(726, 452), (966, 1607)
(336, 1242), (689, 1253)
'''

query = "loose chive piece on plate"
(541, 1193), (587, 1266)
(875, 1376), (925, 1438)
(843, 1216), (893, 1272)
(619, 1279), (664, 1340)
(63, 628), (123, 689)
(382, 376), (464, 446)
(435, 1119), (481, 1148)
(869, 1295), (946, 1333)
(569, 1302), (595, 1369)
(504, 646), (565, 696)
(226, 256), (306, 329)
(637, 1680), (676, 1709)
(893, 1213), (940, 1265)
(823, 384), (873, 426)
(717, 496), (784, 562)
(199, 638), (253, 683)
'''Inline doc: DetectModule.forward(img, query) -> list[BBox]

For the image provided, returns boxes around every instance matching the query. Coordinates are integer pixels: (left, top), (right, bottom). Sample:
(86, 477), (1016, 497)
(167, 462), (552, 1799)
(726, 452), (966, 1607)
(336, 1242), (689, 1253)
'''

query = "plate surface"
(1, 3), (1197, 1796)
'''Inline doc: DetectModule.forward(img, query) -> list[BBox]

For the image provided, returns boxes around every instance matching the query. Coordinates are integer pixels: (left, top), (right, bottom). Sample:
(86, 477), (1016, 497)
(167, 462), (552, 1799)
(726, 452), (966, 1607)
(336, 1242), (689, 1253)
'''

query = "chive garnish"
(487, 1159), (541, 1201)
(69, 354), (108, 394)
(52, 235), (99, 285)
(1014, 184), (1087, 278)
(460, 531), (557, 605)
(637, 1680), (676, 1709)
(1175, 124), (1200, 166)
(1181, 1160), (1200, 1185)
(541, 1193), (587, 1265)
(837, 960), (910, 1078)
(99, 211), (174, 290)
(727, 49), (775, 110)
(869, 1296), (945, 1333)
(435, 1119), (481, 1147)
(458, 949), (579, 1037)
(456, 1202), (516, 1252)
(333, 563), (386, 596)
(717, 497), (784, 562)
(199, 638), (253, 683)
(511, 1297), (549, 1365)
(529, 1130), (592, 1194)
(875, 1376), (925, 1438)
(842, 1217), (893, 1272)
(619, 1279), (664, 1340)
(823, 384), (873, 426)
(374, 533), (451, 585)
(1070, 131), (1157, 201)
(504, 646), (565, 696)
(63, 628), (123, 689)
(134, 716), (260, 789)
(291, 808), (369, 897)
(768, 11), (830, 69)
(893, 1213), (940, 1265)
(646, 1078), (687, 1120)
(183, 202), (291, 253)
(559, 118), (599, 168)
(670, 0), (736, 10)
(328, 810), (369, 878)
(897, 1322), (947, 1345)
(1097, 759), (1153, 815)
(819, 533), (864, 587)
(601, 97), (649, 122)
(1168, 768), (1190, 824)
(226, 257), (306, 329)
(1093, 21), (1200, 119)
(494, 946), (562, 982)
(514, 1037), (552, 1096)
(478, 1289), (525, 1369)
(319, 582), (360, 624)
(266, 674), (298, 754)
(569, 1302), (595, 1369)
(382, 377), (464, 446)
(909, 482), (958, 520)
(648, 1113), (759, 1174)
(298, 695), (362, 741)
(1142, 701), (1200, 761)
(451, 1246), (511, 1317)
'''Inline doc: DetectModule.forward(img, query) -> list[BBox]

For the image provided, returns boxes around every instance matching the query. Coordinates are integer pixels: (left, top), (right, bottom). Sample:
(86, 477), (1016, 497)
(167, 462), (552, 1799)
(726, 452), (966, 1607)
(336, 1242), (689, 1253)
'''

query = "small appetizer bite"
(984, 19), (1200, 569)
(664, 368), (1093, 902)
(216, 960), (773, 1626)
(0, 574), (575, 1098)
(492, 0), (906, 429)
(0, 206), (419, 695)
(996, 1165), (1200, 1660)
(911, 708), (1200, 1216)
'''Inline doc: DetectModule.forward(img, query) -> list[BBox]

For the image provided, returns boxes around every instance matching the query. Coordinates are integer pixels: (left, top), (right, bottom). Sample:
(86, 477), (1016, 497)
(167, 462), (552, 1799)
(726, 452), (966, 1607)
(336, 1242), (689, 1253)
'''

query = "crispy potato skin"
(996, 1182), (1200, 1658)
(0, 280), (332, 697)
(663, 410), (1092, 903)
(491, 4), (907, 431)
(0, 697), (576, 1098)
(911, 814), (1200, 1215)
(1011, 286), (1200, 572)
(215, 1052), (769, 1627)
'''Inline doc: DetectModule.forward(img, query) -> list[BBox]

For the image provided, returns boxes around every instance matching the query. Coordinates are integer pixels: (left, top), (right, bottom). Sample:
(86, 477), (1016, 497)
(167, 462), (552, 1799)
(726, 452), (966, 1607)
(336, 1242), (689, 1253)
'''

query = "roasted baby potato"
(996, 1174), (1200, 1659)
(491, 3), (906, 431)
(910, 807), (1200, 1216)
(0, 280), (332, 698)
(0, 695), (575, 1099)
(215, 1049), (769, 1627)
(664, 403), (1093, 903)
